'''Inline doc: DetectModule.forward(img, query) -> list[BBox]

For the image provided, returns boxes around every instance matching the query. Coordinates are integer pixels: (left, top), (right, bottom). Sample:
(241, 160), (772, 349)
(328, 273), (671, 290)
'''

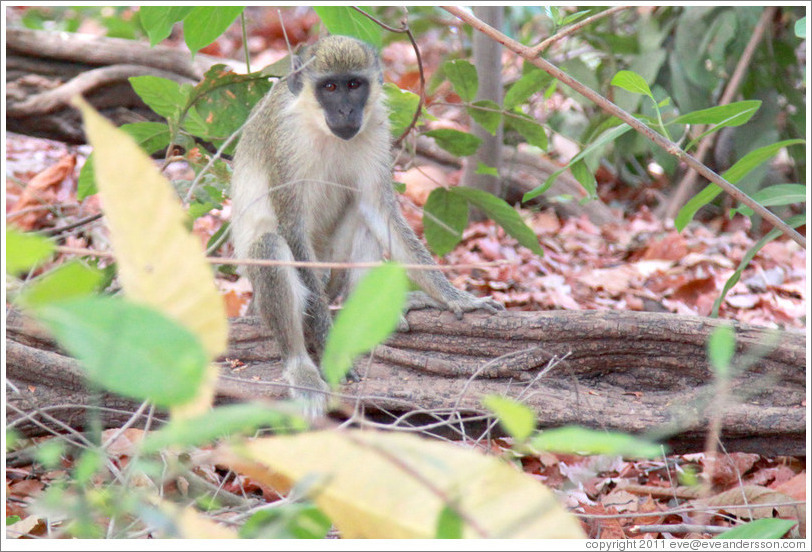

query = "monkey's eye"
(347, 79), (362, 90)
(323, 82), (337, 92)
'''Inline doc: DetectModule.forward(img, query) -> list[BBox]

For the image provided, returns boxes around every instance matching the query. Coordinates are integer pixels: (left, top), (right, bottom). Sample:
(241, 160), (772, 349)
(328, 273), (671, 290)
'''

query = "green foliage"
(423, 188), (468, 256)
(505, 113), (548, 150)
(321, 263), (408, 387)
(142, 403), (307, 452)
(611, 70), (654, 98)
(711, 214), (805, 317)
(138, 6), (243, 54)
(435, 506), (464, 539)
(450, 187), (544, 256)
(730, 184), (806, 218)
(35, 296), (209, 407)
(240, 503), (332, 539)
(78, 122), (173, 199)
(504, 69), (548, 110)
(707, 325), (736, 378)
(482, 395), (536, 442)
(531, 426), (664, 459)
(468, 100), (501, 135)
(444, 59), (478, 102)
(383, 83), (421, 138)
(675, 139), (806, 231)
(424, 129), (482, 157)
(525, 124), (632, 201)
(714, 518), (796, 539)
(5, 228), (54, 275)
(22, 6), (144, 38)
(313, 6), (382, 49)
(138, 6), (194, 45)
(182, 7), (244, 53)
(15, 261), (103, 307)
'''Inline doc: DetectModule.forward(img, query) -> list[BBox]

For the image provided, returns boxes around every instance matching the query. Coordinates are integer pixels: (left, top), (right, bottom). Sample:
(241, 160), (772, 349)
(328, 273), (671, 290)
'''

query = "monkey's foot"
(285, 357), (330, 419)
(445, 293), (504, 319)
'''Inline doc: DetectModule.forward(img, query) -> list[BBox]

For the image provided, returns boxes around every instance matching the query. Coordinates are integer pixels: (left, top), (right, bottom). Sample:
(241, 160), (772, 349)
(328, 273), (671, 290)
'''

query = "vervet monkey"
(231, 35), (503, 415)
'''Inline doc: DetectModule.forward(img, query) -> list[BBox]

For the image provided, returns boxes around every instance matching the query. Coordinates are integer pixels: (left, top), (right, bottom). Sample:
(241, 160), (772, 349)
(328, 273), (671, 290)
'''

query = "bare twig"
(663, 6), (778, 219)
(629, 523), (731, 535)
(530, 6), (630, 55)
(352, 7), (425, 146)
(442, 6), (804, 248)
(54, 245), (516, 272)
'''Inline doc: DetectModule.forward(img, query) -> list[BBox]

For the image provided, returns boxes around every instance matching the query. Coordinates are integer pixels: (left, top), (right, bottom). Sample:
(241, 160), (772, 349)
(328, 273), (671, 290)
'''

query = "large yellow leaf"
(220, 429), (586, 538)
(74, 98), (227, 360)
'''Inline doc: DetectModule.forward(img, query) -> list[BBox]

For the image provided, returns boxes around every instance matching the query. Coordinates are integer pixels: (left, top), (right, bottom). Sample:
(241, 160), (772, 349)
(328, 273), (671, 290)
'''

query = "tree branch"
(442, 6), (805, 248)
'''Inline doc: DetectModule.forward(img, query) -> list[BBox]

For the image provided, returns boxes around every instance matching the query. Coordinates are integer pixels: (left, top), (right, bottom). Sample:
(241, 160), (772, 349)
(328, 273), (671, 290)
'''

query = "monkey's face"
(314, 74), (370, 140)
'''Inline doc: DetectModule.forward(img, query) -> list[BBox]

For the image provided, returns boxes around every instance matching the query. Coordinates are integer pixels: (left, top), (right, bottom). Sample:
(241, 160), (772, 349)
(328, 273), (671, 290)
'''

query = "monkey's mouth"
(329, 125), (361, 140)
(325, 114), (363, 140)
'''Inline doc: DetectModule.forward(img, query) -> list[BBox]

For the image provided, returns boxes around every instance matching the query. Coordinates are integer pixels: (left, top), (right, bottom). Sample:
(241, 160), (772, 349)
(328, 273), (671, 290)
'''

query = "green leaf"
(714, 518), (796, 539)
(561, 9), (593, 26)
(424, 129), (482, 157)
(570, 159), (597, 198)
(475, 162), (498, 177)
(423, 188), (468, 256)
(435, 506), (464, 539)
(240, 503), (332, 539)
(5, 228), (54, 275)
(129, 75), (186, 121)
(120, 122), (172, 154)
(675, 139), (805, 231)
(670, 100), (761, 127)
(707, 325), (735, 378)
(482, 395), (536, 442)
(16, 261), (103, 307)
(451, 187), (543, 256)
(712, 214), (805, 317)
(185, 65), (273, 144)
(77, 122), (172, 200)
(182, 7), (244, 54)
(35, 296), (208, 407)
(443, 59), (478, 102)
(383, 83), (420, 138)
(731, 183), (806, 217)
(138, 6), (194, 46)
(795, 17), (806, 39)
(525, 124), (631, 202)
(504, 69), (547, 110)
(611, 70), (653, 99)
(313, 7), (382, 49)
(506, 113), (548, 151)
(468, 100), (501, 135)
(6, 515), (22, 525)
(531, 426), (663, 459)
(322, 263), (408, 387)
(142, 403), (307, 452)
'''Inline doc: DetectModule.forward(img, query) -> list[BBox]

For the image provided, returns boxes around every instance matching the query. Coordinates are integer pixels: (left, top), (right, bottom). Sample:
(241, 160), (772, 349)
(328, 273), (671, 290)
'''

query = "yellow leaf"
(74, 97), (227, 361)
(219, 429), (586, 538)
(148, 496), (238, 538)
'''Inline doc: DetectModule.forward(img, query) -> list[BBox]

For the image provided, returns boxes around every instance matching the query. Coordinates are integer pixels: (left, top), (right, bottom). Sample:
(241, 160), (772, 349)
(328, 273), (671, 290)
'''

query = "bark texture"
(6, 308), (806, 456)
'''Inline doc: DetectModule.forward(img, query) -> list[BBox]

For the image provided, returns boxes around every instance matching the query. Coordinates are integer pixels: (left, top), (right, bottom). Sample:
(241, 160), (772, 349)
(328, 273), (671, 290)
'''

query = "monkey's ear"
(288, 55), (304, 95)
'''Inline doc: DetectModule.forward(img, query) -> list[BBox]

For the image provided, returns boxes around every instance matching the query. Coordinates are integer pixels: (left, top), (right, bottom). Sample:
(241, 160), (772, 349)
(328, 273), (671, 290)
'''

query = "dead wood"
(5, 28), (246, 144)
(6, 307), (805, 456)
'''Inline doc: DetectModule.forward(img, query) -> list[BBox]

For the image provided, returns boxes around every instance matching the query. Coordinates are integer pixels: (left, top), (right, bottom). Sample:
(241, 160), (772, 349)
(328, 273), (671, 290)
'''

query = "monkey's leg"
(247, 232), (329, 417)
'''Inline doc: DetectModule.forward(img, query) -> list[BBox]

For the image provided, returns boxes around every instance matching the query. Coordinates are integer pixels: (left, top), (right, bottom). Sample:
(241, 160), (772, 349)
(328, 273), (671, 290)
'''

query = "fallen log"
(6, 308), (805, 456)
